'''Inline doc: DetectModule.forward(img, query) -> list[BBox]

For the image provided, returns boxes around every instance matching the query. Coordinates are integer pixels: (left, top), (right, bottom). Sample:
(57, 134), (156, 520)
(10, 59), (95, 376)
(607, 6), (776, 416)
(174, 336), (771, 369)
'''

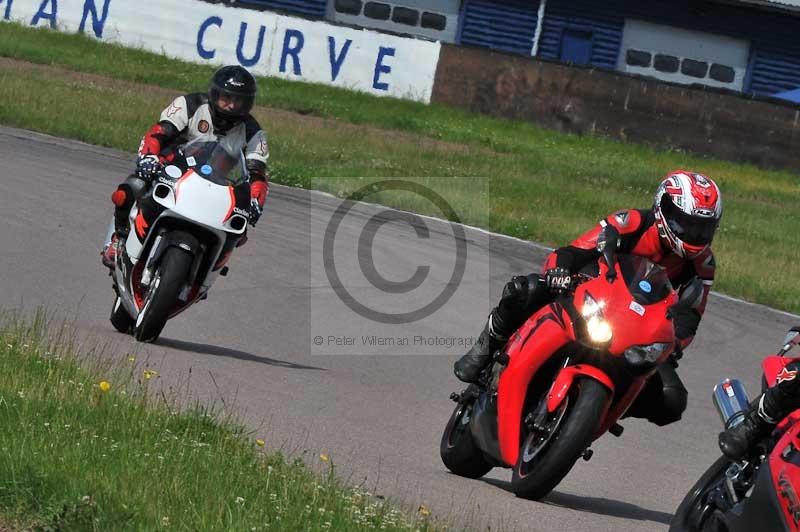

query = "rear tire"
(134, 247), (193, 343)
(669, 456), (731, 532)
(511, 378), (609, 500)
(109, 296), (134, 334)
(440, 399), (493, 479)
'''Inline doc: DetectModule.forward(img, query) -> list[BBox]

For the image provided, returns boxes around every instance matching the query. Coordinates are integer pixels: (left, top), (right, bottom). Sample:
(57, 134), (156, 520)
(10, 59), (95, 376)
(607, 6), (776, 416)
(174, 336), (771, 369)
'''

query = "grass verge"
(0, 23), (799, 312)
(0, 313), (440, 531)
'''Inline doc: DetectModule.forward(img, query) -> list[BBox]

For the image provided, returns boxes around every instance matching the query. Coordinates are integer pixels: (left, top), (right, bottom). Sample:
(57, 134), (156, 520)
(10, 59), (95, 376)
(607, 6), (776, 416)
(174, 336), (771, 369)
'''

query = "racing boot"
(718, 395), (777, 460)
(101, 233), (119, 270)
(454, 313), (508, 383)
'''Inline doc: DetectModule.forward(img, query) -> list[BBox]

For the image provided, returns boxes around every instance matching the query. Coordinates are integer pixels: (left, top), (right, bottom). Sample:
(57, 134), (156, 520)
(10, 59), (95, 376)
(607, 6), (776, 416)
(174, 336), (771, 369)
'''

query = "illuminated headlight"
(587, 316), (613, 343)
(624, 343), (671, 367)
(582, 293), (612, 344)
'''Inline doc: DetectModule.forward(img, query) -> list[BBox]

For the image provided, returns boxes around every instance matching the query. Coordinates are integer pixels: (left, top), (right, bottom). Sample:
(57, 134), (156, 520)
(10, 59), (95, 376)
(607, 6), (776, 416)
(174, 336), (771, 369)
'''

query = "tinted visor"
(660, 194), (717, 246)
(210, 85), (254, 118)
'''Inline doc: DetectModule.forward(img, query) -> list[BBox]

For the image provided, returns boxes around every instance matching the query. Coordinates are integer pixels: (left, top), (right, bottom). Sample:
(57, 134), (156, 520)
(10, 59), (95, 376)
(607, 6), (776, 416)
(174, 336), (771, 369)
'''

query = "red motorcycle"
(441, 249), (698, 499)
(670, 329), (800, 532)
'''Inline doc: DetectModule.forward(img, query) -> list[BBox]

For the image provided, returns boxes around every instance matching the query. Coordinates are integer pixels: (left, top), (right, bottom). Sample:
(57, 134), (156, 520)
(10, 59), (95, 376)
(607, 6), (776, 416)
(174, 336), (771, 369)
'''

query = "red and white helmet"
(654, 170), (722, 258)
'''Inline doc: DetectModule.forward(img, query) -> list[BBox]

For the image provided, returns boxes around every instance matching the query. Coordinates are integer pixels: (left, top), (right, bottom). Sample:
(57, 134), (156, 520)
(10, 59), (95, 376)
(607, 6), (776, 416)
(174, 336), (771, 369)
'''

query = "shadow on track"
(157, 337), (326, 371)
(480, 478), (673, 525)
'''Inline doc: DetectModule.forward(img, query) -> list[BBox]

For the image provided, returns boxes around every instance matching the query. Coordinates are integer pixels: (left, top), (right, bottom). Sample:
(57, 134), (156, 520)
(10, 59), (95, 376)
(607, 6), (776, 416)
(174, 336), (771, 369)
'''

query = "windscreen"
(172, 138), (246, 186)
(618, 255), (673, 305)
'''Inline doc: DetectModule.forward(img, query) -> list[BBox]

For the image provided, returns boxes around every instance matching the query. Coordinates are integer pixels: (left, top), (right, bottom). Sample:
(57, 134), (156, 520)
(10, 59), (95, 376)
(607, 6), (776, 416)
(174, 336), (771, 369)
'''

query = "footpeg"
(582, 448), (594, 461)
(610, 423), (624, 437)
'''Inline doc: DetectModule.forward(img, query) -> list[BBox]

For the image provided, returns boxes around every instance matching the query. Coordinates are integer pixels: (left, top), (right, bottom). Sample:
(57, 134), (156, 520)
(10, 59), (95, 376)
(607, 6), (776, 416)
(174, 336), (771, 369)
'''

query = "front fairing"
(570, 258), (677, 356)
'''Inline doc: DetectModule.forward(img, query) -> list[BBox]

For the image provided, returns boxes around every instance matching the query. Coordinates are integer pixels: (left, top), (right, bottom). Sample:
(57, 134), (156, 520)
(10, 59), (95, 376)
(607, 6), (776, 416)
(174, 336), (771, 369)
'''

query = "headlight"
(624, 343), (671, 368)
(582, 293), (612, 344)
(587, 316), (612, 343)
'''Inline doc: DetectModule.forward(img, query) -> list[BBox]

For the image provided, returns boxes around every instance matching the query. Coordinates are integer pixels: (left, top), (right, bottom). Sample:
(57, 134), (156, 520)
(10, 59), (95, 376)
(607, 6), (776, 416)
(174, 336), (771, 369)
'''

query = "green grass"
(0, 313), (441, 531)
(1, 23), (799, 312)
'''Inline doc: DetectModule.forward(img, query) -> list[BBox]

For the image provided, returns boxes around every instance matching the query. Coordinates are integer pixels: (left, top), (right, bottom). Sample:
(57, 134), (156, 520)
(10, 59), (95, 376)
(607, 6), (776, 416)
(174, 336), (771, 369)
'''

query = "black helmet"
(208, 65), (257, 132)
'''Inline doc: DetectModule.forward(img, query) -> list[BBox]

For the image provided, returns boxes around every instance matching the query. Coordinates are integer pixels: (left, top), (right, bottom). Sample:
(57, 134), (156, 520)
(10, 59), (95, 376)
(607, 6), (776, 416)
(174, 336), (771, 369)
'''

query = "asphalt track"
(0, 125), (794, 531)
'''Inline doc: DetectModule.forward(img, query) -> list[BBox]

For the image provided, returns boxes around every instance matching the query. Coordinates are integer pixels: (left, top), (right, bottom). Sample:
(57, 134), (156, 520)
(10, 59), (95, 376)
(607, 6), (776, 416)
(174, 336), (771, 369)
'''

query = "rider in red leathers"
(719, 331), (800, 459)
(102, 65), (270, 267)
(455, 171), (723, 427)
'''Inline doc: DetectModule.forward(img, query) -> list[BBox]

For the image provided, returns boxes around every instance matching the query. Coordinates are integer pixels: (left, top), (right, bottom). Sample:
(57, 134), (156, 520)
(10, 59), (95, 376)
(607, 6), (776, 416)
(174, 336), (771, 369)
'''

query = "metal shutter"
(459, 0), (541, 56)
(236, 0), (327, 18)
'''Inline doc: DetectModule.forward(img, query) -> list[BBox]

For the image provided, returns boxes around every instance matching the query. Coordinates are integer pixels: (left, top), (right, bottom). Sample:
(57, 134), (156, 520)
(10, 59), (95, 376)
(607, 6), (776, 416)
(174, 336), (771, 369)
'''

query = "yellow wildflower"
(255, 439), (265, 447)
(319, 453), (329, 462)
(98, 381), (111, 392)
(143, 369), (157, 380)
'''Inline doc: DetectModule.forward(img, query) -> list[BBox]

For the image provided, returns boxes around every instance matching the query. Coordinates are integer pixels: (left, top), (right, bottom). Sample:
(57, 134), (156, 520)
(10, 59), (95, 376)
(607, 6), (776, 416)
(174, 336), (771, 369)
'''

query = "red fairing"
(498, 308), (572, 466)
(250, 180), (269, 207)
(137, 123), (170, 157)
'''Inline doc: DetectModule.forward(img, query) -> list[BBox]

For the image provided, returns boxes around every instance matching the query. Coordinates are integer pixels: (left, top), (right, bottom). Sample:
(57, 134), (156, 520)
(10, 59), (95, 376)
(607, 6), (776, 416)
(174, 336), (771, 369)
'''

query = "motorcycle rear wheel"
(511, 378), (608, 500)
(134, 247), (193, 343)
(440, 399), (493, 479)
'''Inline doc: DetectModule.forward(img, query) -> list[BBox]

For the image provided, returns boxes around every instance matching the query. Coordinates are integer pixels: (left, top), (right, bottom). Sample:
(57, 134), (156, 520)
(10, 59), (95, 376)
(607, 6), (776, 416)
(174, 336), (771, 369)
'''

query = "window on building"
(392, 6), (419, 26)
(654, 54), (679, 74)
(681, 58), (708, 78)
(421, 12), (446, 30)
(335, 0), (362, 15)
(626, 49), (651, 68)
(709, 64), (735, 83)
(364, 2), (391, 20)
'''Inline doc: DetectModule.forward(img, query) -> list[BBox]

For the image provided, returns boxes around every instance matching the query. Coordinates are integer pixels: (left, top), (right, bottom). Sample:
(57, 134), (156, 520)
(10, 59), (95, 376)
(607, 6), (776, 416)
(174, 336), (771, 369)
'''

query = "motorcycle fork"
(526, 357), (570, 434)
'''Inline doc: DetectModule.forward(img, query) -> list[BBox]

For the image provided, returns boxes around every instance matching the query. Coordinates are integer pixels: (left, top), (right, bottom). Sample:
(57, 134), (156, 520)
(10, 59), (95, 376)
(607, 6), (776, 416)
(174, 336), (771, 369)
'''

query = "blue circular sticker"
(639, 280), (652, 293)
(200, 164), (213, 176)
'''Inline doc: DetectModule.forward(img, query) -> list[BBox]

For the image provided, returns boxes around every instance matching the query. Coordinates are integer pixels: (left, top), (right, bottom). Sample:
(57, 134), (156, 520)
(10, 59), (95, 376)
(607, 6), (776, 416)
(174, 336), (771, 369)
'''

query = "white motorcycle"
(110, 137), (251, 342)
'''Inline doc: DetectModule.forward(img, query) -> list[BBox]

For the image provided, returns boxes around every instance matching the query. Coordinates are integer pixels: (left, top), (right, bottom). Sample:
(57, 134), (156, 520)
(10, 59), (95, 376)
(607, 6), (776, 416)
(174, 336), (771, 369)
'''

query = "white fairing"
(115, 169), (243, 320)
(169, 174), (235, 229)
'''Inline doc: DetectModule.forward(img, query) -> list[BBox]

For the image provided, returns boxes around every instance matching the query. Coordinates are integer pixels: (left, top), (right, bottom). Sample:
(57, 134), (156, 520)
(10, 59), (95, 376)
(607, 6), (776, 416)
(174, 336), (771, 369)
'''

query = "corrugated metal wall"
(535, 0), (800, 95)
(537, 0), (624, 69)
(458, 0), (541, 56)
(236, 0), (327, 18)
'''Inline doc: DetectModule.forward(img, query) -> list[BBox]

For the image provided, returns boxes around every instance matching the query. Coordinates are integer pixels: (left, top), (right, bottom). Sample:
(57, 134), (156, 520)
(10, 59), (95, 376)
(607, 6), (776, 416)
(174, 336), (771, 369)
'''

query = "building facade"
(230, 0), (800, 101)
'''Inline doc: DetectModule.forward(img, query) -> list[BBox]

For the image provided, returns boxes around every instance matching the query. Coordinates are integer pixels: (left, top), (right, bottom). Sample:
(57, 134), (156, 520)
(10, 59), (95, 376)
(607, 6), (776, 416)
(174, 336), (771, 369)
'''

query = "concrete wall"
(431, 44), (800, 171)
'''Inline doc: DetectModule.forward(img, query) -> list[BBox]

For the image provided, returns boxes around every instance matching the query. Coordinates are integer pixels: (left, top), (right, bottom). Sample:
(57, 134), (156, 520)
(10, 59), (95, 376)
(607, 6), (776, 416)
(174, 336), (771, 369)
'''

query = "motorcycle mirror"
(597, 224), (619, 282)
(779, 327), (800, 355)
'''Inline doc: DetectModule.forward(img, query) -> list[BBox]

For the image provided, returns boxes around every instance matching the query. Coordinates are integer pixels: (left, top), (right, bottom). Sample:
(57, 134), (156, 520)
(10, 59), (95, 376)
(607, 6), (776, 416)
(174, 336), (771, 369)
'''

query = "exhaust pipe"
(712, 378), (750, 429)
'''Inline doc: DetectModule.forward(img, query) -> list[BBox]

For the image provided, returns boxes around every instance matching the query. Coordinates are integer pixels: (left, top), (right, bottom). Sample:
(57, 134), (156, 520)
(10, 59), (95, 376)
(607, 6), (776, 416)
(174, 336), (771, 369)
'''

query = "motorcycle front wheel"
(511, 377), (609, 500)
(134, 247), (193, 343)
(669, 456), (731, 532)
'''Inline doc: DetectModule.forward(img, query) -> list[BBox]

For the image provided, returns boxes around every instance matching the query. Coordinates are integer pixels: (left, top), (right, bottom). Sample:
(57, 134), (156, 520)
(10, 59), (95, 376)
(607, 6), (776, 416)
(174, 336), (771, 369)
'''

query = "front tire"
(109, 296), (134, 334)
(134, 247), (193, 343)
(670, 456), (731, 532)
(440, 398), (493, 479)
(511, 378), (609, 500)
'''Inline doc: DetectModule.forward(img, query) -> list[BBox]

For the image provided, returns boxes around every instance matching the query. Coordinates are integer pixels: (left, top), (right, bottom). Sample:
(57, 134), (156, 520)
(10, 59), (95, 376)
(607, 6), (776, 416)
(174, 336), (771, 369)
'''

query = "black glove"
(248, 198), (263, 227)
(545, 267), (572, 294)
(135, 154), (162, 183)
(671, 306), (701, 341)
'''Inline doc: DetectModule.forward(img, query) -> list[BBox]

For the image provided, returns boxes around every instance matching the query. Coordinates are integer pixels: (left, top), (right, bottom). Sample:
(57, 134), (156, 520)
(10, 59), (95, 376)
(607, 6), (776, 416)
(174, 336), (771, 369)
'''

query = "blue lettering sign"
(196, 16), (222, 60)
(79, 0), (111, 38)
(236, 22), (265, 68)
(373, 47), (395, 91)
(2, 0), (13, 21)
(280, 29), (304, 76)
(328, 36), (352, 82)
(31, 0), (57, 29)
